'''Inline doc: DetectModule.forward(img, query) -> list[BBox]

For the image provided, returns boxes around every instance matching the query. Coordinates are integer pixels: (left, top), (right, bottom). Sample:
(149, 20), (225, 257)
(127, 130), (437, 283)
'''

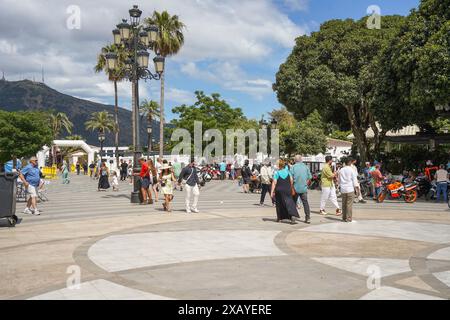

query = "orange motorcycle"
(378, 179), (418, 203)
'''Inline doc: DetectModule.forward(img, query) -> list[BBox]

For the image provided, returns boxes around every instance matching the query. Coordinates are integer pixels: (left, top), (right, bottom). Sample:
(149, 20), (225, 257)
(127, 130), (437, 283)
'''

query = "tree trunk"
(159, 71), (165, 159)
(148, 115), (152, 153)
(346, 105), (371, 164)
(114, 80), (120, 169)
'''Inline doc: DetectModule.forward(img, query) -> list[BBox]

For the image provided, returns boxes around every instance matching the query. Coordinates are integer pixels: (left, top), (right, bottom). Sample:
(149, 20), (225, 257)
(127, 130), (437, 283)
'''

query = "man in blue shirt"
(18, 156), (41, 215)
(290, 155), (312, 224)
(219, 160), (226, 181)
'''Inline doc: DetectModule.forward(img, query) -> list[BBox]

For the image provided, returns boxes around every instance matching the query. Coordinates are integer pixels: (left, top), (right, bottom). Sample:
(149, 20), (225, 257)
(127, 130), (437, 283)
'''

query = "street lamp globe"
(98, 131), (106, 142)
(139, 30), (149, 47)
(153, 56), (165, 74)
(117, 19), (131, 40)
(129, 5), (142, 26)
(147, 124), (152, 134)
(137, 50), (150, 68)
(147, 25), (159, 44)
(105, 52), (118, 71)
(112, 29), (121, 45)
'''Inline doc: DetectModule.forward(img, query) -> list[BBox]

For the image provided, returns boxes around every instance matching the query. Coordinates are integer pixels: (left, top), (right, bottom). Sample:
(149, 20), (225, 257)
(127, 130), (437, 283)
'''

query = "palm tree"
(145, 11), (186, 158)
(95, 44), (127, 167)
(139, 99), (160, 153)
(49, 112), (73, 165)
(85, 111), (116, 161)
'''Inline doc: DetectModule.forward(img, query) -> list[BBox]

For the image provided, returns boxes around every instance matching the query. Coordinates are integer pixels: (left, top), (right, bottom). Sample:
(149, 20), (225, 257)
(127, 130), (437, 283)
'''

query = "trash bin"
(0, 172), (18, 227)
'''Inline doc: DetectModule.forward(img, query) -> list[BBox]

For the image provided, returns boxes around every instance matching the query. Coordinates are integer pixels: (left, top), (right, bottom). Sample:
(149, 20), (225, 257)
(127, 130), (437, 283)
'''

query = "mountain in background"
(0, 79), (162, 147)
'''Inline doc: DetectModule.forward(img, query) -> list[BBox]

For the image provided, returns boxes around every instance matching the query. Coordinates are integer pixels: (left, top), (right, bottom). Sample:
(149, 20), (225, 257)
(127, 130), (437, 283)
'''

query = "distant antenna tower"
(1, 71), (5, 81)
(41, 66), (45, 83)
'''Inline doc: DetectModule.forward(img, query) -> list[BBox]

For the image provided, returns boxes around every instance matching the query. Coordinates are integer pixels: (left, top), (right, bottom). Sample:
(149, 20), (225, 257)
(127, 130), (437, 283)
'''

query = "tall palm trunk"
(159, 71), (165, 159)
(148, 115), (152, 153)
(114, 80), (120, 169)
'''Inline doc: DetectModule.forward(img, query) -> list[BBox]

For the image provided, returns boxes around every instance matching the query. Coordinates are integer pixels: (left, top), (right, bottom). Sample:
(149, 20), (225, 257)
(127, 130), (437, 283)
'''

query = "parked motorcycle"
(308, 172), (321, 190)
(377, 179), (418, 203)
(426, 180), (450, 201)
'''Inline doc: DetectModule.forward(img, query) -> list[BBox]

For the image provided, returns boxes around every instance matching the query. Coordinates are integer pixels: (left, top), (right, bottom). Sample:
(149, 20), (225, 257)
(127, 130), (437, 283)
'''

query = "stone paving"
(1, 174), (450, 300)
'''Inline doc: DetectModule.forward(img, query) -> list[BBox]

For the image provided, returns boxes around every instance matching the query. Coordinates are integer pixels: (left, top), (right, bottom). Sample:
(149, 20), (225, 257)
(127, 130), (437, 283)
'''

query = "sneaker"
(319, 210), (327, 215)
(359, 199), (367, 204)
(32, 210), (40, 216)
(305, 218), (311, 224)
(186, 208), (192, 214)
(191, 208), (199, 213)
(23, 208), (33, 214)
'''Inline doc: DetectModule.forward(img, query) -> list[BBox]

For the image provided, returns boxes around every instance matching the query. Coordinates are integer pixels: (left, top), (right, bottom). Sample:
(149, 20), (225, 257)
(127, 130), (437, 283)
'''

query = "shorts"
(141, 177), (151, 189)
(27, 185), (38, 199)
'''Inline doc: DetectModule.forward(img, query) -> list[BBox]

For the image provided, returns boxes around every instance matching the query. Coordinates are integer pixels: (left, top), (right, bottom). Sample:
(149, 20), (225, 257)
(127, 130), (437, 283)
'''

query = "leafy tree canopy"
(0, 110), (53, 163)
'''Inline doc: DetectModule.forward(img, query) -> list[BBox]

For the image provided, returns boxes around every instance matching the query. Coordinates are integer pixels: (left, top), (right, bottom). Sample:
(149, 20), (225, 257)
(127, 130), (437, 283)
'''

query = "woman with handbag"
(160, 163), (176, 212)
(270, 159), (299, 224)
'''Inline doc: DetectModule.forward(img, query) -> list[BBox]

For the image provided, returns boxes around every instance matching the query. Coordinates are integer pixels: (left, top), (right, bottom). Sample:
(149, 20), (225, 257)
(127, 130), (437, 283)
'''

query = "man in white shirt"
(339, 157), (359, 223)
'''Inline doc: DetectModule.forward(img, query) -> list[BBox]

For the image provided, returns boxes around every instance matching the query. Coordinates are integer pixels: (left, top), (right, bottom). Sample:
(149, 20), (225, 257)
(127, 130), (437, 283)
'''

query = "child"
(111, 171), (119, 191)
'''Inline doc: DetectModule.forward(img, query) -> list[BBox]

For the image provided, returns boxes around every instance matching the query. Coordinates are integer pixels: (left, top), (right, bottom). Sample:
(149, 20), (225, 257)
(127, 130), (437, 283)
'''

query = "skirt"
(98, 175), (110, 190)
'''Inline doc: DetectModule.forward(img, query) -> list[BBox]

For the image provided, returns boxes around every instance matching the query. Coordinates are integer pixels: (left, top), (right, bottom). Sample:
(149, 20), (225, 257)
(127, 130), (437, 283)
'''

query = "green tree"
(270, 109), (327, 157)
(49, 112), (73, 165)
(145, 11), (186, 158)
(139, 99), (160, 152)
(169, 91), (258, 154)
(0, 111), (53, 164)
(375, 0), (450, 130)
(273, 15), (405, 163)
(95, 44), (127, 166)
(85, 111), (115, 136)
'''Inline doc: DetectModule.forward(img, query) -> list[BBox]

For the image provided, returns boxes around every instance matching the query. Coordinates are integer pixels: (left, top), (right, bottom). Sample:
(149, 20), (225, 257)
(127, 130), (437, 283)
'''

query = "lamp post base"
(130, 190), (141, 204)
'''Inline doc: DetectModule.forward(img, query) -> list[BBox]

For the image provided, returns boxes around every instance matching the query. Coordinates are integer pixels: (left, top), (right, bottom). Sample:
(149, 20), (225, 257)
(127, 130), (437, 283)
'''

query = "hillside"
(0, 79), (162, 147)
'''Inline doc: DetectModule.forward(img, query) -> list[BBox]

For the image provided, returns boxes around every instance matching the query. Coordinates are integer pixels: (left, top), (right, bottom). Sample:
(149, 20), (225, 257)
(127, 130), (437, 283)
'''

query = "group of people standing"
(255, 155), (361, 224)
(134, 157), (199, 214)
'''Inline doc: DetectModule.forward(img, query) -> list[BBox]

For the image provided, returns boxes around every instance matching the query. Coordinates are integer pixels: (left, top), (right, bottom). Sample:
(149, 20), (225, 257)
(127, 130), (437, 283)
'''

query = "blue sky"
(0, 0), (420, 122)
(163, 0), (420, 121)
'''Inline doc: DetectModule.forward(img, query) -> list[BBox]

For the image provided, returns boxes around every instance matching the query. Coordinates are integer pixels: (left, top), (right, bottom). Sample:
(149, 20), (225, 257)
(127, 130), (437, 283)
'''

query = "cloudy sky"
(0, 0), (419, 121)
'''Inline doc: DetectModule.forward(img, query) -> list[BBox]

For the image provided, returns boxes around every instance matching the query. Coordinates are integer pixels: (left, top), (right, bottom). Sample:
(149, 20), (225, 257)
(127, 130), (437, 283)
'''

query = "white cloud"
(0, 0), (305, 106)
(283, 0), (309, 11)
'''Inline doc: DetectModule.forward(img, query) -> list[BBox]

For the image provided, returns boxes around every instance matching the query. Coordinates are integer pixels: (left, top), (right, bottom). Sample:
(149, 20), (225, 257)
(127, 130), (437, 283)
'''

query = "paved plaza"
(1, 175), (450, 300)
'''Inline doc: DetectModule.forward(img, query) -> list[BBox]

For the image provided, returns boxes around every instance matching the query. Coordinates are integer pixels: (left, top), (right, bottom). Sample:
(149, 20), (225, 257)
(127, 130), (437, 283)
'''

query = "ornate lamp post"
(98, 131), (106, 162)
(147, 123), (153, 154)
(106, 5), (165, 203)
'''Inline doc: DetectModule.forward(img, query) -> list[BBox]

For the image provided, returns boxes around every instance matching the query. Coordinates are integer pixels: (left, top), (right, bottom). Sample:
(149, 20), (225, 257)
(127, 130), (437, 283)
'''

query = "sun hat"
(161, 164), (172, 170)
(29, 156), (38, 161)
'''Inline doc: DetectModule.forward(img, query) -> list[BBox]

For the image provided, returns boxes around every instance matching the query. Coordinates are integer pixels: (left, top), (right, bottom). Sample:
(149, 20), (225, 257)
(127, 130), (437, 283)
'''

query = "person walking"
(339, 157), (359, 223)
(319, 156), (342, 216)
(98, 161), (110, 191)
(435, 164), (449, 203)
(371, 162), (384, 201)
(241, 160), (252, 193)
(351, 159), (367, 204)
(111, 171), (119, 191)
(160, 163), (176, 212)
(76, 161), (81, 175)
(89, 162), (95, 179)
(135, 158), (153, 205)
(18, 157), (41, 216)
(61, 161), (70, 184)
(260, 160), (274, 206)
(291, 155), (312, 224)
(270, 159), (299, 224)
(119, 159), (128, 181)
(148, 159), (159, 202)
(83, 162), (88, 175)
(178, 157), (200, 213)
(219, 160), (226, 181)
(172, 158), (182, 190)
